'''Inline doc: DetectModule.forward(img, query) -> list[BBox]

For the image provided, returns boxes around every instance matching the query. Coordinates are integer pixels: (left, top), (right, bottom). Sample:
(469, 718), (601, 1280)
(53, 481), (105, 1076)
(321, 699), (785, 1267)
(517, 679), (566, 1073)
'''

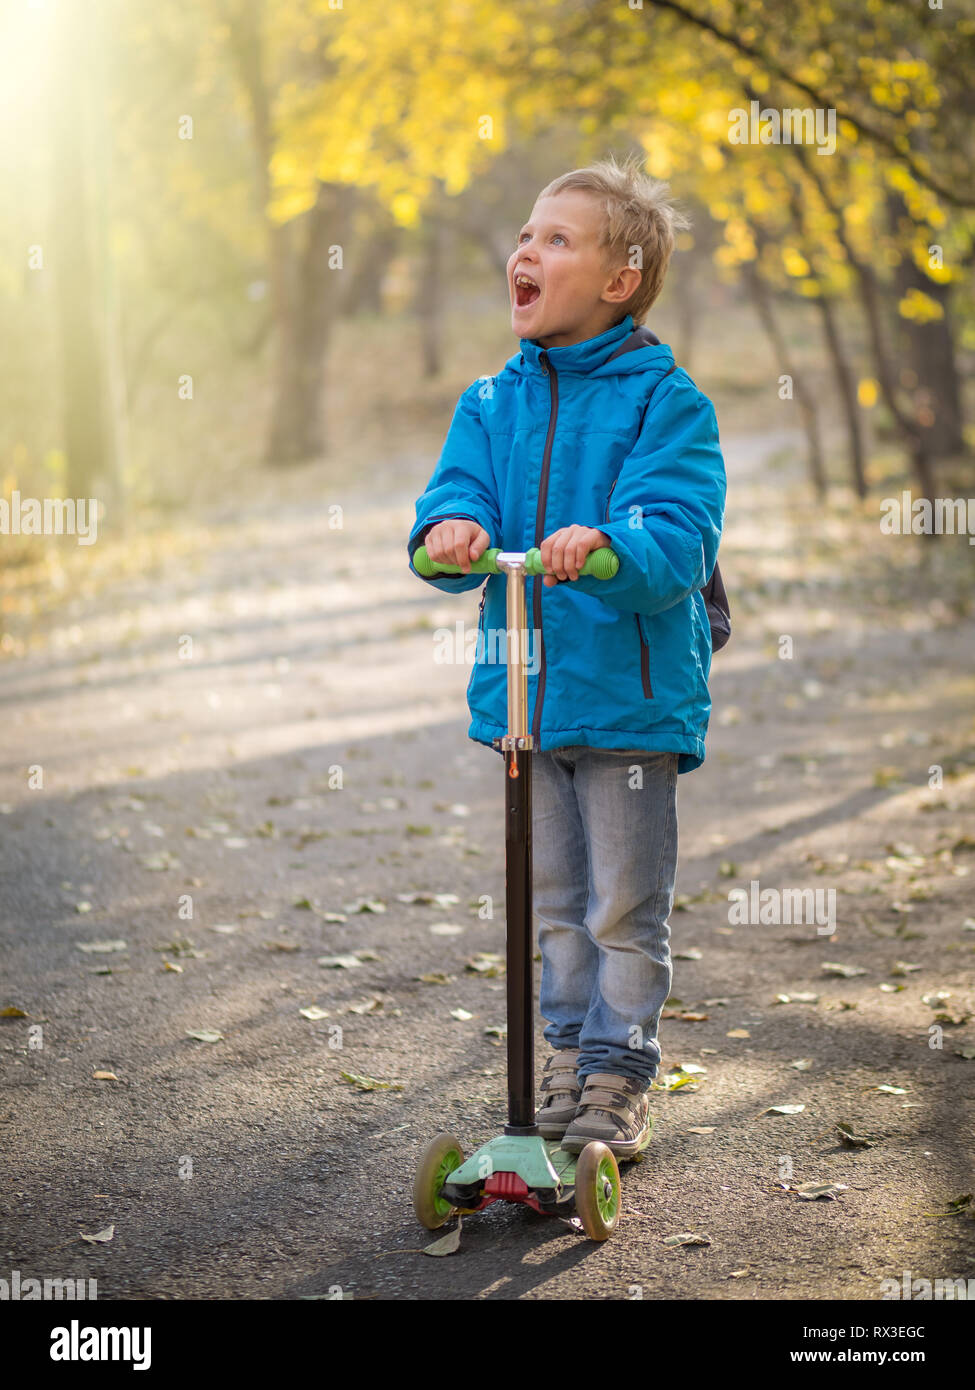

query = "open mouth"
(514, 272), (541, 308)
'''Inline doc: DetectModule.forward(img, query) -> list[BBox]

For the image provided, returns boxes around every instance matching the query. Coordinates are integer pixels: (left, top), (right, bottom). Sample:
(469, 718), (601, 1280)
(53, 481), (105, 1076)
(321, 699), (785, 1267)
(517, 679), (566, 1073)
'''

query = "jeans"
(530, 746), (679, 1086)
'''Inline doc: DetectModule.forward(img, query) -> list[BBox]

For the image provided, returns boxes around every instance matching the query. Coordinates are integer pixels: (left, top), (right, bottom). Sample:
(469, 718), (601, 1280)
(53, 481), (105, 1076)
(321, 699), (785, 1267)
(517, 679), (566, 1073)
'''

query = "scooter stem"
(409, 540), (620, 1135)
(494, 553), (537, 1135)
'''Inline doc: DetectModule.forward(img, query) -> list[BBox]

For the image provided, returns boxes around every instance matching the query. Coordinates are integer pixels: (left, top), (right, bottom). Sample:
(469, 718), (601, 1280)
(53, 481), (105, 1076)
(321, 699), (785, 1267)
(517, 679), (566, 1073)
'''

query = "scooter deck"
(439, 1126), (652, 1218)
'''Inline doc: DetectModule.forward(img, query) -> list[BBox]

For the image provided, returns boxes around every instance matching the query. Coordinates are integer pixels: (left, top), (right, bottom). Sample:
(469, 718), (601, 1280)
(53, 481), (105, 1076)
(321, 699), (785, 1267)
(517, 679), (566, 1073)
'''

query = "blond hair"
(536, 153), (690, 325)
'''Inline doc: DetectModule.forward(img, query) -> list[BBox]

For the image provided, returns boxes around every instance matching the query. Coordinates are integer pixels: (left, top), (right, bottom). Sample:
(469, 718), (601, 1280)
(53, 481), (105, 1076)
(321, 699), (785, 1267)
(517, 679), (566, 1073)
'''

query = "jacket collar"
(518, 314), (635, 376)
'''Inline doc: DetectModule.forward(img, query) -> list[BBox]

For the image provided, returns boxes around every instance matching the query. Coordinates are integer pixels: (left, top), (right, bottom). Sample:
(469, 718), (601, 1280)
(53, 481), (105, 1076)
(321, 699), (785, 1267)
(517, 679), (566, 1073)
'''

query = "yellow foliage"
(782, 247), (810, 277)
(898, 288), (944, 322)
(857, 378), (879, 408)
(391, 192), (420, 227)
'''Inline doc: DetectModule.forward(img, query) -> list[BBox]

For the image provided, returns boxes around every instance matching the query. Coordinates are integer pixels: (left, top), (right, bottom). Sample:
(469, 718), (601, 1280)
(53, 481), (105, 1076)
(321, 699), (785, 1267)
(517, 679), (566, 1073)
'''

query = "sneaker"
(534, 1048), (582, 1138)
(560, 1072), (652, 1157)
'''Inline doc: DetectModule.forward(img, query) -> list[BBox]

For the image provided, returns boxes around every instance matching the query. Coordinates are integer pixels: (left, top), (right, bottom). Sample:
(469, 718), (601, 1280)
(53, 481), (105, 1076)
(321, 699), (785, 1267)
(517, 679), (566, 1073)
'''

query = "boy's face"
(507, 190), (641, 348)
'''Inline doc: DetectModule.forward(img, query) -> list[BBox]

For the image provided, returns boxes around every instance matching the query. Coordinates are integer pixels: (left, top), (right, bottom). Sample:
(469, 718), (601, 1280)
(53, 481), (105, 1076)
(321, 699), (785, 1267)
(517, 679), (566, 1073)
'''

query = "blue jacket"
(407, 313), (726, 772)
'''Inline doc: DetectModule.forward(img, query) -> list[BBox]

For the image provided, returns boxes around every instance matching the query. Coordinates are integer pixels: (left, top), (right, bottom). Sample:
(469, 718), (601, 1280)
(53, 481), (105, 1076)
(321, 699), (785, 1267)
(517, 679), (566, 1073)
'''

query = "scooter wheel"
(413, 1132), (465, 1230)
(574, 1142), (621, 1241)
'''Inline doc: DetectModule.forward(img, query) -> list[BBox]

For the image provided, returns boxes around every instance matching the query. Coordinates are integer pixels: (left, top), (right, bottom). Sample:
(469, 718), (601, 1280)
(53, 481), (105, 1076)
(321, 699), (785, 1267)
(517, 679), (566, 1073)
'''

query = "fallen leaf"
(185, 1029), (223, 1043)
(429, 923), (465, 936)
(921, 991), (952, 1006)
(340, 1071), (404, 1092)
(763, 1104), (805, 1115)
(0, 1006), (28, 1018)
(140, 851), (180, 871)
(76, 940), (128, 954)
(790, 1059), (813, 1071)
(163, 961), (183, 973)
(933, 1008), (972, 1026)
(821, 962), (866, 978)
(79, 1225), (115, 1244)
(92, 1071), (119, 1081)
(465, 953), (505, 976)
(727, 1028), (750, 1039)
(396, 892), (460, 908)
(346, 996), (385, 1015)
(299, 1006), (330, 1020)
(423, 1218), (462, 1256)
(836, 1122), (875, 1148)
(662, 1232), (711, 1246)
(674, 947), (703, 961)
(872, 1084), (908, 1095)
(450, 1008), (474, 1021)
(793, 1181), (848, 1200)
(417, 972), (453, 985)
(687, 1126), (715, 1135)
(318, 954), (364, 969)
(659, 1068), (702, 1092)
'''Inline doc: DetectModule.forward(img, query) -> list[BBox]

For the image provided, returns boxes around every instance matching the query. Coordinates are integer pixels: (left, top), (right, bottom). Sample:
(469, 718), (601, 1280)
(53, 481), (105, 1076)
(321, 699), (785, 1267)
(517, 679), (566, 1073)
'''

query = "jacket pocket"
(636, 613), (653, 698)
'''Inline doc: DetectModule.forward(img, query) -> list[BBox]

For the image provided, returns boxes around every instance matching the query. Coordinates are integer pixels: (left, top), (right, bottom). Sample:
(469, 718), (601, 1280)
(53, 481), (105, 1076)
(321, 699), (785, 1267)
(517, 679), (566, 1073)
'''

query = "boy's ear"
(606, 263), (642, 304)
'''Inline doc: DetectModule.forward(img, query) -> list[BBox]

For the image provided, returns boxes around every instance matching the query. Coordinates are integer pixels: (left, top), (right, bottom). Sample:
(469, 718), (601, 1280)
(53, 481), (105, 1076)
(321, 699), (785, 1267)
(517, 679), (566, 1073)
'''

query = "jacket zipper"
(606, 479), (653, 699)
(532, 352), (559, 747)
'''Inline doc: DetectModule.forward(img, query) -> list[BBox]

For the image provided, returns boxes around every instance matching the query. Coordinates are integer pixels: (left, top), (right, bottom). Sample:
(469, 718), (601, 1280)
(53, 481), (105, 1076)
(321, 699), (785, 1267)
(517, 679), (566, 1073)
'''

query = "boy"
(407, 155), (726, 1157)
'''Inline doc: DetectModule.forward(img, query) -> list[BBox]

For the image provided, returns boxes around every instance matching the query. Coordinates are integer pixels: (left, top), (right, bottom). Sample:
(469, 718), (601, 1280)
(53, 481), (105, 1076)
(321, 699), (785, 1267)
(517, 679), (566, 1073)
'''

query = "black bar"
(503, 746), (536, 1133)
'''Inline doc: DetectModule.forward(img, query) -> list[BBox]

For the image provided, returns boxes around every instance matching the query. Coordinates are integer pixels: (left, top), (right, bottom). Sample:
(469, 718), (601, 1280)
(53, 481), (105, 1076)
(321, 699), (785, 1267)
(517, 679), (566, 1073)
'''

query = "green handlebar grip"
(412, 546), (502, 577)
(412, 544), (619, 580)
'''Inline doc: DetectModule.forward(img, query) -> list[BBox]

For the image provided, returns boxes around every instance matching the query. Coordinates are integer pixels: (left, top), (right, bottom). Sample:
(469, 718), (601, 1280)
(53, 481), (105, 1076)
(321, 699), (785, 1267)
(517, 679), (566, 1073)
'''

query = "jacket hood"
(506, 313), (676, 380)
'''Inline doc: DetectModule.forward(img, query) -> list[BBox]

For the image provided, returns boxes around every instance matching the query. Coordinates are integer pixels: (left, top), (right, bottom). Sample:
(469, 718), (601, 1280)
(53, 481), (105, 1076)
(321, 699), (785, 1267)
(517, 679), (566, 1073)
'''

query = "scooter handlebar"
(412, 544), (619, 581)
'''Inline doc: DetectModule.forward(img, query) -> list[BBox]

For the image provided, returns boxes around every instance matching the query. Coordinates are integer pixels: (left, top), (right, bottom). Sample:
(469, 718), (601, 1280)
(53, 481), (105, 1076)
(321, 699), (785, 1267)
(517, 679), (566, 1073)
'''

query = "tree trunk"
(815, 295), (867, 498)
(51, 0), (120, 501)
(339, 216), (401, 318)
(887, 191), (965, 460)
(415, 178), (448, 380)
(793, 148), (940, 500)
(743, 264), (827, 499)
(225, 0), (356, 464)
(264, 181), (356, 464)
(672, 257), (697, 373)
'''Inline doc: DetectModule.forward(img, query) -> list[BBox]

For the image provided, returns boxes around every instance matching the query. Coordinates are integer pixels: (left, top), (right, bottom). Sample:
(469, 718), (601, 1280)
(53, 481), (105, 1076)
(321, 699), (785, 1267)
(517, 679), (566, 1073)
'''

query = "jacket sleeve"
(407, 381), (503, 595)
(571, 374), (726, 618)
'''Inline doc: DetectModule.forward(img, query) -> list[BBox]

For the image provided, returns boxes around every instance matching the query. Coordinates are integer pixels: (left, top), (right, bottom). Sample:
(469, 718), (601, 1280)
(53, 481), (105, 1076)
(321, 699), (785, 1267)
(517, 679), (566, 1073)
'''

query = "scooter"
(408, 543), (652, 1241)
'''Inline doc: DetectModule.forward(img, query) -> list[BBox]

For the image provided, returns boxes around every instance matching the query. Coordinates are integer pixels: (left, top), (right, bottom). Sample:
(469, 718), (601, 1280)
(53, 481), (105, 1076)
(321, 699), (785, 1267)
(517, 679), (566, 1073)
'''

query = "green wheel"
(413, 1132), (465, 1230)
(575, 1142), (621, 1241)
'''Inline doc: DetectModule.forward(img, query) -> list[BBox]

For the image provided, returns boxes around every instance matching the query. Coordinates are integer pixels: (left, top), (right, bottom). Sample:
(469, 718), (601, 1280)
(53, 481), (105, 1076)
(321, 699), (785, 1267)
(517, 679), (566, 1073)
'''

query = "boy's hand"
(424, 518), (490, 574)
(539, 525), (611, 586)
